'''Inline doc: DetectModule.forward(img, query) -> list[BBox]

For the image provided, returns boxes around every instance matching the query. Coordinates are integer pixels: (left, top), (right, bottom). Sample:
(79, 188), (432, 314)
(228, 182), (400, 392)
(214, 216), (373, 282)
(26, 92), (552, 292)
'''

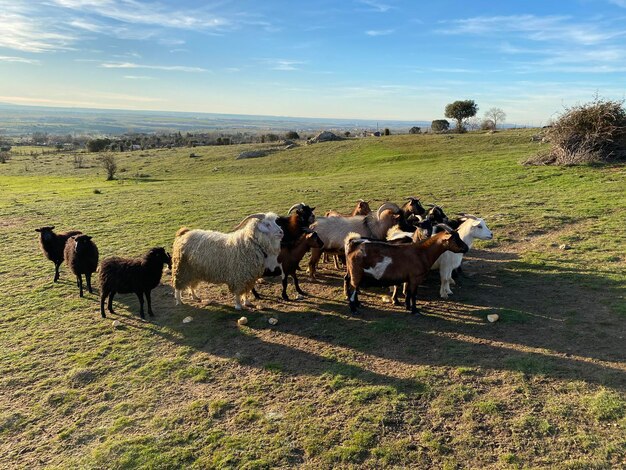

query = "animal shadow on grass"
(115, 249), (626, 391)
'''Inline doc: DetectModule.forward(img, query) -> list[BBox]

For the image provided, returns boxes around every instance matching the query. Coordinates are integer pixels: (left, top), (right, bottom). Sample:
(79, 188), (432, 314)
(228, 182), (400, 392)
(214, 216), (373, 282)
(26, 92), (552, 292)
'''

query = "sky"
(1, 0), (626, 125)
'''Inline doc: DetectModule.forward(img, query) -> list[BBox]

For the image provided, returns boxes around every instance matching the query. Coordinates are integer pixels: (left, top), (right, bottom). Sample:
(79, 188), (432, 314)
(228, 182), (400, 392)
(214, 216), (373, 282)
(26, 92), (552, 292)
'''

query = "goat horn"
(357, 199), (365, 203)
(377, 202), (400, 219)
(404, 196), (420, 201)
(288, 202), (305, 214)
(434, 223), (455, 233)
(234, 213), (265, 230)
(457, 213), (479, 220)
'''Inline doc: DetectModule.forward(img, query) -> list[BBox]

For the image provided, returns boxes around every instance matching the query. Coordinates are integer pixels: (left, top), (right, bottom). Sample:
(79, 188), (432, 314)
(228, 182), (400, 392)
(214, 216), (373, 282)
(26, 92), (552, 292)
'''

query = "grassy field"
(1, 130), (624, 469)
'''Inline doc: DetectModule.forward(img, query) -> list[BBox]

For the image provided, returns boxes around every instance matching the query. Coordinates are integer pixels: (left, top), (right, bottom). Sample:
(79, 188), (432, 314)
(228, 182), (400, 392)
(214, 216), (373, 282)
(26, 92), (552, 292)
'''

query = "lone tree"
(409, 126), (421, 134)
(87, 138), (111, 153)
(444, 100), (478, 132)
(98, 154), (117, 180)
(484, 107), (506, 129)
(384, 128), (391, 136)
(285, 131), (300, 140)
(431, 119), (450, 133)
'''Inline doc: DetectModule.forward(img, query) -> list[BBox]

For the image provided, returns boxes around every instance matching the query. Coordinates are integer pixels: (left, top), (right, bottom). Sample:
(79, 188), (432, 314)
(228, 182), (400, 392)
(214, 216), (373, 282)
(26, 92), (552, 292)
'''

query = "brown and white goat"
(344, 226), (468, 315)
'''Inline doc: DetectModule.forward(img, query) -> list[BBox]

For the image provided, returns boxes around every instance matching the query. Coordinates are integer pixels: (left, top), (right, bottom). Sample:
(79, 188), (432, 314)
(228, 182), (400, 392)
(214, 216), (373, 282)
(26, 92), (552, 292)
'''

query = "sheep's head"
(434, 225), (469, 254)
(35, 226), (56, 241)
(237, 213), (284, 240)
(289, 203), (316, 226)
(71, 234), (94, 254)
(150, 247), (172, 270)
(402, 197), (426, 216)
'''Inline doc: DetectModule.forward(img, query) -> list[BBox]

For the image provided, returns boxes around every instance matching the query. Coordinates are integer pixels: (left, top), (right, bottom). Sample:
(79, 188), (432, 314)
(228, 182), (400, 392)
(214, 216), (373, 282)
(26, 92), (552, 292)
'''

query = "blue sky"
(1, 0), (626, 125)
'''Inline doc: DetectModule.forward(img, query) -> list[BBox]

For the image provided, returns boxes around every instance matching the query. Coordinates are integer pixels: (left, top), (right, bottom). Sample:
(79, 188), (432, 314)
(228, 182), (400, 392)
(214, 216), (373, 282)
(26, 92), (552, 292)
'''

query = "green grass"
(1, 130), (625, 468)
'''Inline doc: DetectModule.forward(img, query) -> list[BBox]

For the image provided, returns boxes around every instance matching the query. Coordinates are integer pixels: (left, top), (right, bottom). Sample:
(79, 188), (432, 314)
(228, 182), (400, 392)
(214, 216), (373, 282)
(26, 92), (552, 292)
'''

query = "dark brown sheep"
(99, 247), (172, 319)
(35, 226), (83, 282)
(64, 234), (99, 297)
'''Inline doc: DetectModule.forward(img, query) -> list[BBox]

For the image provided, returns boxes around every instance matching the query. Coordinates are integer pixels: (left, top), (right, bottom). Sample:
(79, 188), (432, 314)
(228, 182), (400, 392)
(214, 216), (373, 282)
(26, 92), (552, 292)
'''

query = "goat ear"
(86, 235), (92, 240)
(310, 207), (315, 211)
(35, 228), (41, 232)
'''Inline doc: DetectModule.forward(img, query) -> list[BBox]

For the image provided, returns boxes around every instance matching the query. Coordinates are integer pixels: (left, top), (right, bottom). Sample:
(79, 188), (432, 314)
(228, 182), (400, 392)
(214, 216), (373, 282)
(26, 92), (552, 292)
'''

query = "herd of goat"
(35, 197), (493, 318)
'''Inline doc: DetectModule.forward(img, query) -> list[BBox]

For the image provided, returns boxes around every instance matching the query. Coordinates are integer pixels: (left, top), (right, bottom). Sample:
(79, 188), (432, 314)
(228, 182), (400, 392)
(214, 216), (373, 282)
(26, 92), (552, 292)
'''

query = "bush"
(0, 151), (10, 163)
(285, 131), (300, 140)
(526, 97), (626, 165)
(87, 138), (111, 153)
(431, 120), (450, 133)
(98, 154), (117, 180)
(409, 126), (421, 134)
(481, 119), (496, 131)
(384, 128), (391, 136)
(73, 154), (84, 168)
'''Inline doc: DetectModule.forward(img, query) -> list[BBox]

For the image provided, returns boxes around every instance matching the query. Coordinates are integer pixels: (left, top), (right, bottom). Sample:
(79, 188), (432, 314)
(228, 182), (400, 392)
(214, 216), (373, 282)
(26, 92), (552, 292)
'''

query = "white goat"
(431, 215), (493, 298)
(172, 213), (283, 310)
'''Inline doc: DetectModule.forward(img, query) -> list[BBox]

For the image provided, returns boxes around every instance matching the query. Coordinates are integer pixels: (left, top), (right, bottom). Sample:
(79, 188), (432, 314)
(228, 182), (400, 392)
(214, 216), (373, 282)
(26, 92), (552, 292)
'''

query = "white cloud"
(0, 10), (76, 52)
(0, 55), (40, 64)
(439, 15), (625, 46)
(366, 29), (394, 36)
(357, 0), (394, 13)
(123, 75), (154, 79)
(100, 61), (207, 72)
(260, 59), (305, 71)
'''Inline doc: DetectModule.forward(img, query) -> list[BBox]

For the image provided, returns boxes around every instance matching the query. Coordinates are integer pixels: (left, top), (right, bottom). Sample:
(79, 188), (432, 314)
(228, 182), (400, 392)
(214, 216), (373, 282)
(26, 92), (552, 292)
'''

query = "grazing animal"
(280, 232), (324, 300)
(35, 226), (82, 282)
(64, 234), (99, 297)
(171, 213), (283, 310)
(344, 226), (468, 315)
(99, 247), (172, 319)
(323, 199), (372, 267)
(277, 203), (316, 248)
(431, 215), (493, 298)
(307, 203), (401, 278)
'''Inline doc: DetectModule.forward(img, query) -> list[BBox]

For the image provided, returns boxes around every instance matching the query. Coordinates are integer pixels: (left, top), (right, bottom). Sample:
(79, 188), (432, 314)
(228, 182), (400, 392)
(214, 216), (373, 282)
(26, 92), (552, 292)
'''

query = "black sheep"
(35, 226), (83, 282)
(99, 247), (172, 319)
(64, 234), (99, 297)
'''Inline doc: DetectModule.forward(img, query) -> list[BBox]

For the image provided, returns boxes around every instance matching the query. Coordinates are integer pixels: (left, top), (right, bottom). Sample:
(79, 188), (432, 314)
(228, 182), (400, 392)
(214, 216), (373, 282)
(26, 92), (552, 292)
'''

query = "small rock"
(487, 314), (499, 323)
(182, 316), (193, 324)
(112, 320), (121, 328)
(237, 316), (248, 326)
(268, 317), (278, 326)
(381, 295), (391, 303)
(295, 294), (304, 301)
(559, 244), (571, 250)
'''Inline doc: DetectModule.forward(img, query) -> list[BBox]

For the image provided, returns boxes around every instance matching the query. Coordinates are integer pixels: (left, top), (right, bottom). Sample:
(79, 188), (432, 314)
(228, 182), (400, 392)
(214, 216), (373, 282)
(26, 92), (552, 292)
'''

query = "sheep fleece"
(171, 219), (280, 295)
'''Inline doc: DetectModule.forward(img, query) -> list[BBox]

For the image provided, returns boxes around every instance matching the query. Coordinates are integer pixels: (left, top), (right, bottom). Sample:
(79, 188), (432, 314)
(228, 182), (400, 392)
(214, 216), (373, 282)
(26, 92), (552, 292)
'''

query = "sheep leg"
(146, 290), (154, 317)
(136, 292), (145, 319)
(77, 275), (84, 297)
(100, 291), (108, 318)
(86, 273), (93, 294)
(174, 289), (183, 305)
(54, 262), (61, 282)
(234, 294), (243, 310)
(108, 291), (116, 314)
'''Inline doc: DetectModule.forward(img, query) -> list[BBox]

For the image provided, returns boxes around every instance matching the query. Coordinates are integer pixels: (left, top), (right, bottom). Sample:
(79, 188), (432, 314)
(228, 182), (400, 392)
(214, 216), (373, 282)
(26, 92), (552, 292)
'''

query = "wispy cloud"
(609, 0), (626, 7)
(0, 8), (77, 52)
(51, 0), (230, 31)
(123, 75), (154, 80)
(100, 61), (207, 72)
(438, 15), (625, 46)
(366, 29), (394, 36)
(357, 0), (394, 13)
(260, 59), (305, 71)
(0, 55), (40, 64)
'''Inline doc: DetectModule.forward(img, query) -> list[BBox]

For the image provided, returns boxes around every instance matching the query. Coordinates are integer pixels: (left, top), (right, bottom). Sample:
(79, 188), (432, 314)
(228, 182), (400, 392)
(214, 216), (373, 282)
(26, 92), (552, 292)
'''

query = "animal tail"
(344, 232), (364, 256)
(175, 227), (190, 238)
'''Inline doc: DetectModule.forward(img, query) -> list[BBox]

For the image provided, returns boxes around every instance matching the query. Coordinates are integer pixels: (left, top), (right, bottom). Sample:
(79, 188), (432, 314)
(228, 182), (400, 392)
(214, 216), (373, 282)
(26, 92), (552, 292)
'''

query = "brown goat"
(279, 231), (324, 300)
(344, 227), (468, 315)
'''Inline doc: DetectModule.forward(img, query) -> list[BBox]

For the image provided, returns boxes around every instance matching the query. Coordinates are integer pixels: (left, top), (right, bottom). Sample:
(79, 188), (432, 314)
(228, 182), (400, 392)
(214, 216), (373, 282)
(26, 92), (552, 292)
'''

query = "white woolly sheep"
(171, 213), (283, 310)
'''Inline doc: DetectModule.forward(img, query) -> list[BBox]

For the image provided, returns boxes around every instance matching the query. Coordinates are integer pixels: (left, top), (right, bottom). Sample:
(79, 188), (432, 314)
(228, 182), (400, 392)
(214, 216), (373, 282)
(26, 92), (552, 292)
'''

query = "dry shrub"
(526, 97), (626, 165)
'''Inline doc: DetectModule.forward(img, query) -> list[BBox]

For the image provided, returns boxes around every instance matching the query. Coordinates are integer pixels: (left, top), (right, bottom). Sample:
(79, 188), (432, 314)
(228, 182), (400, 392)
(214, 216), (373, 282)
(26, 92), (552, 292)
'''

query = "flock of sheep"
(35, 197), (493, 318)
